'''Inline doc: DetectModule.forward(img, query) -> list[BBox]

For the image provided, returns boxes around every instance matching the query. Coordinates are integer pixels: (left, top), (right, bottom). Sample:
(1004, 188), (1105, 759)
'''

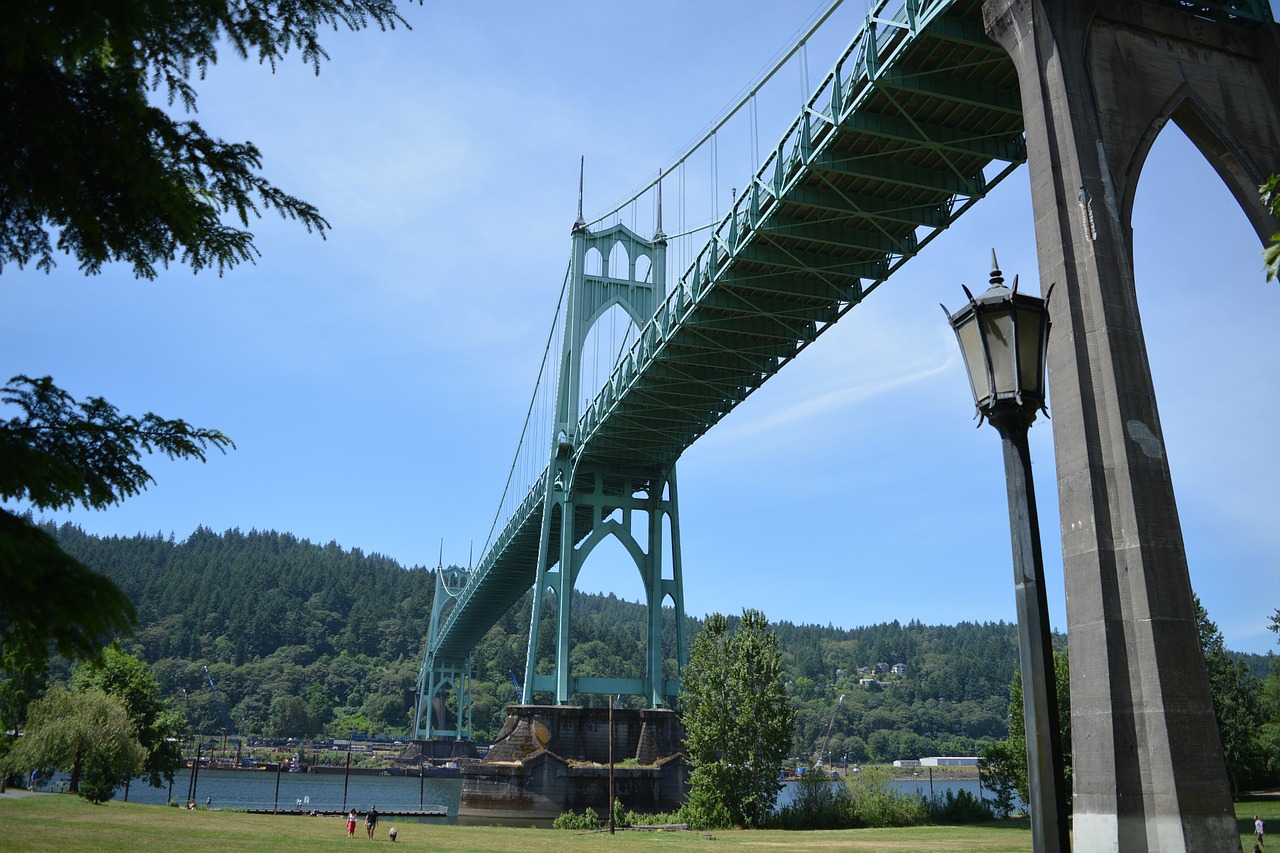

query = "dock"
(245, 808), (447, 818)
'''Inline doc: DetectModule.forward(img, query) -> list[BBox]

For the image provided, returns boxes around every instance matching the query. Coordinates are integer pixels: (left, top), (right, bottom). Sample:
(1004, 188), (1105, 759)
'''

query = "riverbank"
(5, 787), (1275, 852)
(0, 793), (1033, 852)
(887, 765), (980, 781)
(5, 778), (1274, 845)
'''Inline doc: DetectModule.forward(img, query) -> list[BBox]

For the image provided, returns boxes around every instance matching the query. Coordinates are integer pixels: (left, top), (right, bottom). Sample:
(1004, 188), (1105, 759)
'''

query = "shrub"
(552, 806), (599, 830)
(624, 808), (683, 826)
(926, 789), (997, 824)
(846, 766), (927, 827)
(679, 793), (735, 830)
(770, 768), (858, 830)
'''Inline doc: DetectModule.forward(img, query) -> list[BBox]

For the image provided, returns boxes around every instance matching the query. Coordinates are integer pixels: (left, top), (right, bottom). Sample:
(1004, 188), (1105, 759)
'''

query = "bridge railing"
(1144, 0), (1273, 25)
(575, 0), (968, 452)
(435, 0), (1031, 657)
(434, 472), (545, 658)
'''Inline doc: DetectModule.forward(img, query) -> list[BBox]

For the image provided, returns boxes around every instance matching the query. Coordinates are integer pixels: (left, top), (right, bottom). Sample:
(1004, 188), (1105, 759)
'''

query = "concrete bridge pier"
(983, 1), (1280, 850)
(458, 705), (687, 823)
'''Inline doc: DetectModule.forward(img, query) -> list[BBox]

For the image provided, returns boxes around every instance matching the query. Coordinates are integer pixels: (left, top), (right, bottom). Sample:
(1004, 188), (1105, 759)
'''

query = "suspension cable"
(585, 0), (848, 228)
(482, 262), (571, 557)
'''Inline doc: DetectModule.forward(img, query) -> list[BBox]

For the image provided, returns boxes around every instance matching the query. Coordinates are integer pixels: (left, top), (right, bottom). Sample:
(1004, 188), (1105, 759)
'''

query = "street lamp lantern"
(945, 250), (1051, 425)
(942, 251), (1068, 853)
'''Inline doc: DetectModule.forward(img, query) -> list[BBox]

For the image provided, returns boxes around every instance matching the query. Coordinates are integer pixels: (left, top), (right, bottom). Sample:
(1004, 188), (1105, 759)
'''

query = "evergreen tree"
(1, 0), (420, 278)
(26, 523), (1077, 750)
(681, 610), (795, 829)
(1196, 595), (1264, 795)
(0, 375), (231, 738)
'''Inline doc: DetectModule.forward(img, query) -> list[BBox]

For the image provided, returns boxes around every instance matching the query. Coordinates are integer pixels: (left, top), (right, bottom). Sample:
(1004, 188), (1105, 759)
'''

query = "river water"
(114, 769), (461, 822)
(105, 769), (996, 822)
(775, 775), (995, 809)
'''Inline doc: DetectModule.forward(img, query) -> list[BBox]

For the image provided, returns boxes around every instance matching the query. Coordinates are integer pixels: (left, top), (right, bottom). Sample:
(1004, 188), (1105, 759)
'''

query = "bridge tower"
(983, 2), (1280, 850)
(413, 564), (473, 740)
(522, 169), (687, 708)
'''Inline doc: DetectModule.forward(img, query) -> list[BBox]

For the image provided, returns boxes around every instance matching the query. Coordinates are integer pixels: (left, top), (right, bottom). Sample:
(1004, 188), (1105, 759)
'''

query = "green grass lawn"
(1237, 795), (1280, 850)
(3, 792), (1277, 853)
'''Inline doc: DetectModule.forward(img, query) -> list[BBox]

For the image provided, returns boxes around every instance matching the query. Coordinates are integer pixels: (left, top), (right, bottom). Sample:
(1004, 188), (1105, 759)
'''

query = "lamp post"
(943, 252), (1068, 853)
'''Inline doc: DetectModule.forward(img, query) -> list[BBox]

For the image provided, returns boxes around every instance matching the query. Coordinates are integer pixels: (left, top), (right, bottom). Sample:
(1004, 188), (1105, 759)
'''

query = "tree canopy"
(982, 596), (1277, 812)
(1196, 594), (1265, 795)
(0, 375), (233, 514)
(2, 686), (146, 802)
(19, 521), (1055, 753)
(0, 0), (417, 278)
(979, 650), (1070, 817)
(0, 376), (232, 714)
(71, 643), (184, 789)
(681, 610), (795, 829)
(1263, 174), (1280, 282)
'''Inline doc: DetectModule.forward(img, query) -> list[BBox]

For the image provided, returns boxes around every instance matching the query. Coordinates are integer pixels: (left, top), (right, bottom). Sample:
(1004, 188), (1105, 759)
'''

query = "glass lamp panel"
(1016, 305), (1046, 397)
(981, 308), (1016, 395)
(956, 313), (989, 403)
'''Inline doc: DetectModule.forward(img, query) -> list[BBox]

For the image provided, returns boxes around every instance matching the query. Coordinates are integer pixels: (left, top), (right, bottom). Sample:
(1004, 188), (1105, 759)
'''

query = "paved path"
(0, 787), (46, 799)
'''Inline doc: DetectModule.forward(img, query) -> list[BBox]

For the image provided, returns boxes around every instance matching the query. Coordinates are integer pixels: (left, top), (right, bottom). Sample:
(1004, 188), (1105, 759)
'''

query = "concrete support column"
(644, 492), (666, 708)
(983, 2), (1237, 850)
(555, 497), (577, 704)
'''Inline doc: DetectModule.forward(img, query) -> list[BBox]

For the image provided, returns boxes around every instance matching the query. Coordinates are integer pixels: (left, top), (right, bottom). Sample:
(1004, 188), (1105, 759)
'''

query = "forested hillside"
(45, 521), (1032, 761)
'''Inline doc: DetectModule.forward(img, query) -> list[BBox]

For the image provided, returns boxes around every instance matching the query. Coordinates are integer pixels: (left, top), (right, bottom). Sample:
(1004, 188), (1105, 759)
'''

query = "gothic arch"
(573, 515), (649, 587)
(582, 296), (644, 335)
(1169, 99), (1276, 242)
(1119, 84), (1277, 243)
(1081, 6), (1280, 246)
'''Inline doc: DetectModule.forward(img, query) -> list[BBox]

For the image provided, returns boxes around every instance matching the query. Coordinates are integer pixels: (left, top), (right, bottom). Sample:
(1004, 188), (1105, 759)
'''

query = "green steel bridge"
(412, 0), (1273, 740)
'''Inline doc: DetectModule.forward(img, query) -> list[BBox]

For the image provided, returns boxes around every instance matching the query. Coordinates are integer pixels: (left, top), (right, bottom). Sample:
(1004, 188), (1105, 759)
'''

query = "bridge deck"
(433, 0), (1025, 666)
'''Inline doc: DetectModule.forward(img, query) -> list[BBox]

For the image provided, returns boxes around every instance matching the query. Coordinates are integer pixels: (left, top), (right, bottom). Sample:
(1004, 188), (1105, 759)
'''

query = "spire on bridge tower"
(654, 167), (667, 245)
(573, 155), (586, 234)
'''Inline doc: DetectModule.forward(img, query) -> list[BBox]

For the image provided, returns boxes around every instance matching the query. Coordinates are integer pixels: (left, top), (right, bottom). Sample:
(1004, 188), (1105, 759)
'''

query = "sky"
(4, 1), (1279, 655)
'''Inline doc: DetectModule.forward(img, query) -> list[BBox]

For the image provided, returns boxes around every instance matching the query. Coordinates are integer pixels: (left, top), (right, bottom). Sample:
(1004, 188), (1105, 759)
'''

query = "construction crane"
(203, 665), (234, 750)
(815, 694), (845, 768)
(508, 670), (523, 704)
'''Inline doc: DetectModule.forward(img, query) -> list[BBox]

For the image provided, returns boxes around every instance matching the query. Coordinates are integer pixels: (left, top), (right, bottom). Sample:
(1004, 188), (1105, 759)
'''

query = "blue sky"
(4, 1), (1278, 654)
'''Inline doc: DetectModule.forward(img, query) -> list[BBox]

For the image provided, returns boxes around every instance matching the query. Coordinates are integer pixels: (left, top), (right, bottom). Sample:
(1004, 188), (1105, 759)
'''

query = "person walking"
(1256, 815), (1266, 847)
(365, 804), (379, 839)
(346, 808), (357, 838)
